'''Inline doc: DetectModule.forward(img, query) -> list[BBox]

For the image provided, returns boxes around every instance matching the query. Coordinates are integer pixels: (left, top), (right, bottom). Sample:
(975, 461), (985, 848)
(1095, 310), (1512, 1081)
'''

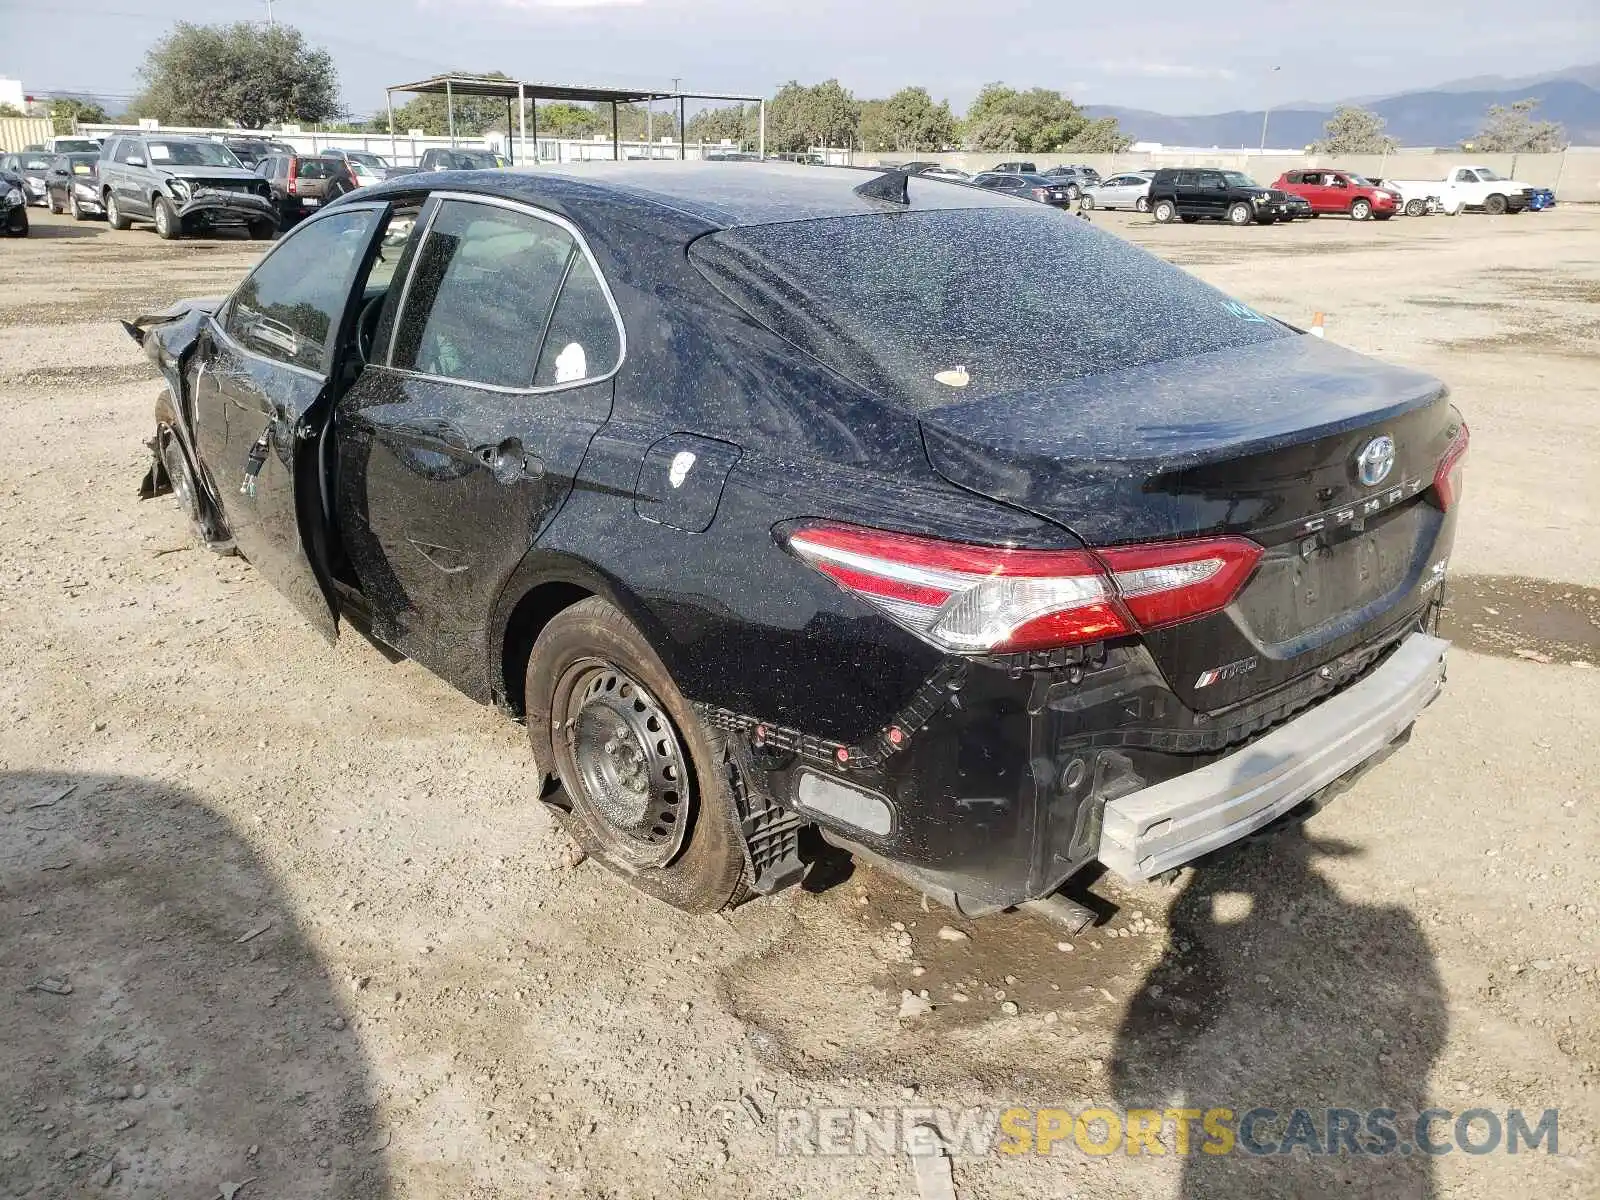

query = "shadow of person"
(0, 771), (392, 1198)
(1110, 820), (1446, 1198)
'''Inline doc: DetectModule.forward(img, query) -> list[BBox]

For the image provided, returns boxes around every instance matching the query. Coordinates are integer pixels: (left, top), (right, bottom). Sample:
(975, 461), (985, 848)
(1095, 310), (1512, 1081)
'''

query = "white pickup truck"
(1385, 164), (1535, 216)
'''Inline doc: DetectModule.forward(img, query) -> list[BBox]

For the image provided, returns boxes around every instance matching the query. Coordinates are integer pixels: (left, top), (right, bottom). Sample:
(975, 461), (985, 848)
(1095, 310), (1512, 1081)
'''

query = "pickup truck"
(384, 147), (509, 178)
(1385, 164), (1536, 216)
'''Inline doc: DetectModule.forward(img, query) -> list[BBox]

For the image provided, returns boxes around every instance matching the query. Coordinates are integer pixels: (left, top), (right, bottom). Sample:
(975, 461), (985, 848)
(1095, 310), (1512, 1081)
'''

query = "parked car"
(988, 160), (1037, 174)
(1, 166), (28, 236)
(0, 151), (53, 206)
(45, 136), (102, 154)
(920, 166), (970, 181)
(1369, 177), (1442, 217)
(1080, 171), (1153, 213)
(1385, 164), (1535, 215)
(220, 137), (296, 168)
(971, 171), (1076, 206)
(1280, 193), (1313, 221)
(1039, 164), (1100, 198)
(1272, 169), (1397, 220)
(320, 148), (392, 187)
(1148, 168), (1292, 226)
(254, 153), (356, 229)
(44, 152), (104, 219)
(97, 134), (277, 239)
(127, 162), (1464, 922)
(386, 147), (511, 177)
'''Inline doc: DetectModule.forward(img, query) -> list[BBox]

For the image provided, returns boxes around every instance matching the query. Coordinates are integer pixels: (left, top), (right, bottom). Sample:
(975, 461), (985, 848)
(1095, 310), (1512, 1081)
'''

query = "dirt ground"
(1, 202), (1597, 1200)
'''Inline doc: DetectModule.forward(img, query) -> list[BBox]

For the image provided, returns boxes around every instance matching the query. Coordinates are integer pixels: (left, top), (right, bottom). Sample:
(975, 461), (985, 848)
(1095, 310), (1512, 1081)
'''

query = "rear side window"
(114, 140), (140, 164)
(690, 208), (1292, 409)
(534, 255), (621, 386)
(223, 208), (381, 372)
(392, 199), (619, 389)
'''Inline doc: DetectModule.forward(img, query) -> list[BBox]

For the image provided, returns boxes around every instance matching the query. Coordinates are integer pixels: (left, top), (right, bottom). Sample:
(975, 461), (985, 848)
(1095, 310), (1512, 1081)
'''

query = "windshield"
(1222, 171), (1259, 188)
(445, 151), (501, 169)
(146, 142), (243, 168)
(691, 208), (1291, 408)
(344, 152), (389, 168)
(1474, 167), (1504, 181)
(53, 140), (99, 153)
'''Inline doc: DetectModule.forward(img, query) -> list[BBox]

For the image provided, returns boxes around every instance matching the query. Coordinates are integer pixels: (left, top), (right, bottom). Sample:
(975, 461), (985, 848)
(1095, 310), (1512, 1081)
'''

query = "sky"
(3, 0), (1597, 119)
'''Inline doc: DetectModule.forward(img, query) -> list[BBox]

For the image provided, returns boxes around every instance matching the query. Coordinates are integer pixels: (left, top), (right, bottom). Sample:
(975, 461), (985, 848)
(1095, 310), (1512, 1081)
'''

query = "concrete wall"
(0, 116), (57, 152)
(863, 148), (1600, 203)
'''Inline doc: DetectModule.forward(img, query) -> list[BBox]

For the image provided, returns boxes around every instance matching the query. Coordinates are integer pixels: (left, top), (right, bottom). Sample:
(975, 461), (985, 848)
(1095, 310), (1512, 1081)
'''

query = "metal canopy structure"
(384, 74), (766, 165)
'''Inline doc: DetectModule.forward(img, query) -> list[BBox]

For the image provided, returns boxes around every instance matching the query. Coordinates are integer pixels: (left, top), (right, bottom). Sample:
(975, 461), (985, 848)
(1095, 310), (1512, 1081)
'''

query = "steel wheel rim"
(561, 661), (690, 868)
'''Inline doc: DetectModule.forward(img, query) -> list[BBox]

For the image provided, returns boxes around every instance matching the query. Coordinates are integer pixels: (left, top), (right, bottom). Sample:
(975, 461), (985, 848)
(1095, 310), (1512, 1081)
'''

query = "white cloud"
(1095, 60), (1239, 81)
(491, 0), (646, 7)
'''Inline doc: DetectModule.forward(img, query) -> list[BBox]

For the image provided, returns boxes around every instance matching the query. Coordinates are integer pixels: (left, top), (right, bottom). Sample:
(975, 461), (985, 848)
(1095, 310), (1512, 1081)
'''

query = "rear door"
(335, 194), (621, 689)
(196, 202), (394, 639)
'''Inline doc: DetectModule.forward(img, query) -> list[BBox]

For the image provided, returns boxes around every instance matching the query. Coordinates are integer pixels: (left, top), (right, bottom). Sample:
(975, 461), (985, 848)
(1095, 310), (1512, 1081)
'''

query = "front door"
(1195, 170), (1228, 219)
(336, 194), (622, 694)
(196, 202), (394, 640)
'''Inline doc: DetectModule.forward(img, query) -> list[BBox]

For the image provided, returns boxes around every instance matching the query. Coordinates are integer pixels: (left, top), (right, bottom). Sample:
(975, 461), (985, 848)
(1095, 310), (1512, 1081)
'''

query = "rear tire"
(1180, 214), (1200, 223)
(248, 220), (276, 241)
(1484, 193), (1507, 215)
(1152, 199), (1176, 223)
(1080, 194), (1095, 211)
(105, 191), (130, 230)
(153, 195), (180, 240)
(528, 597), (749, 914)
(1135, 195), (1150, 213)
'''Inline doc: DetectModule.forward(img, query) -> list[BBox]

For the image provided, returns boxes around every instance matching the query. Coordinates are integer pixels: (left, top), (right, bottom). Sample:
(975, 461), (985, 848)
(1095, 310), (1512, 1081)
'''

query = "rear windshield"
(690, 208), (1293, 408)
(296, 158), (340, 179)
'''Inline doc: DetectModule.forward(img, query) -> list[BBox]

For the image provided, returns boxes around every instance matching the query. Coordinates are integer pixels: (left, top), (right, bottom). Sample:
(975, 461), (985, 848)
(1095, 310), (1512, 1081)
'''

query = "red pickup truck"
(1272, 169), (1398, 220)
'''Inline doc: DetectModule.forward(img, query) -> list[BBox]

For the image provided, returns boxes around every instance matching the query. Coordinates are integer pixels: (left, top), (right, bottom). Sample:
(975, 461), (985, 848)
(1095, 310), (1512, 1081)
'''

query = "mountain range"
(1086, 64), (1600, 149)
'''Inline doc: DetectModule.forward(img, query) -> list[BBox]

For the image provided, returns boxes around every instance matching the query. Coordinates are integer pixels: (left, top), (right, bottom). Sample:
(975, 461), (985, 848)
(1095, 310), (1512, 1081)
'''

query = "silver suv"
(97, 134), (277, 240)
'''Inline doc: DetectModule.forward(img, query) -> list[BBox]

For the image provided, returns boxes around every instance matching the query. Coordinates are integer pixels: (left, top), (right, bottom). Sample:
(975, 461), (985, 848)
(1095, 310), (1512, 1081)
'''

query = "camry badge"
(1356, 435), (1396, 487)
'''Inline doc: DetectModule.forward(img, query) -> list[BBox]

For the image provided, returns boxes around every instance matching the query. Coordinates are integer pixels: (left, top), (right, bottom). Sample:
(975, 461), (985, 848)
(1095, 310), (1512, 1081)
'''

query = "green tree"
(50, 96), (109, 133)
(766, 79), (859, 153)
(1065, 115), (1133, 153)
(0, 102), (23, 118)
(1468, 98), (1567, 152)
(132, 22), (340, 129)
(1312, 105), (1399, 154)
(962, 83), (1109, 153)
(685, 103), (760, 148)
(857, 87), (957, 153)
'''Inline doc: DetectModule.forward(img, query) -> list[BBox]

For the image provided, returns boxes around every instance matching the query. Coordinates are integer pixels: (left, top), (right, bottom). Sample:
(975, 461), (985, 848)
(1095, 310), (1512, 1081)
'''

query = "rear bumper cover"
(1098, 632), (1448, 880)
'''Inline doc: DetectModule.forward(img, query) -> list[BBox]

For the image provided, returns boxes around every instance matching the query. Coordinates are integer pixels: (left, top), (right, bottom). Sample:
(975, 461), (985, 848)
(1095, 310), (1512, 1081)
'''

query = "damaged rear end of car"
(691, 201), (1463, 916)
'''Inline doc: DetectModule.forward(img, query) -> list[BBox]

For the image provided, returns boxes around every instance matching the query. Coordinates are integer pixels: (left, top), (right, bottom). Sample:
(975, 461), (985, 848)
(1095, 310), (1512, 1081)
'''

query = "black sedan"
(970, 171), (1076, 206)
(0, 151), (52, 206)
(128, 163), (1463, 921)
(1, 166), (28, 236)
(44, 152), (105, 219)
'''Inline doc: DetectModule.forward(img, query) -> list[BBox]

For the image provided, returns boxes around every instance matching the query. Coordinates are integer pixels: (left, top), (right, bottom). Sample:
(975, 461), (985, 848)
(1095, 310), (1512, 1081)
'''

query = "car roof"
(358, 161), (1025, 229)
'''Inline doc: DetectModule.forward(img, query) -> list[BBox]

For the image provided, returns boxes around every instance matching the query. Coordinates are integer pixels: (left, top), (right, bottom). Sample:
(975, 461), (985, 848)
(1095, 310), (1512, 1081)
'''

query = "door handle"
(474, 440), (546, 485)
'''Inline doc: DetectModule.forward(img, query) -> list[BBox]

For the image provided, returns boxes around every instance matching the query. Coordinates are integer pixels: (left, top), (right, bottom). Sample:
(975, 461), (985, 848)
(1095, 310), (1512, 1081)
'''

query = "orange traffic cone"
(1310, 312), (1326, 338)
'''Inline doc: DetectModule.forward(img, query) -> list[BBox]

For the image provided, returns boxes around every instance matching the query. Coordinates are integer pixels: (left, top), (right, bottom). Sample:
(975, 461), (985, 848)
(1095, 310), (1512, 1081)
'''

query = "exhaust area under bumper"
(1098, 632), (1449, 881)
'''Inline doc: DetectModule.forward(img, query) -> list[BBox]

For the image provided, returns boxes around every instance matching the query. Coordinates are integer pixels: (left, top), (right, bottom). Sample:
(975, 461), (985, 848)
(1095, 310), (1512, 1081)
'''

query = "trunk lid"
(919, 335), (1459, 709)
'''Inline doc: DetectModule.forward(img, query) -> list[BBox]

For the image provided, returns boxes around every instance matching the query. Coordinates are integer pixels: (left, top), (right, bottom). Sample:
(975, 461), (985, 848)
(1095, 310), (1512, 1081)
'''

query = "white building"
(0, 78), (27, 112)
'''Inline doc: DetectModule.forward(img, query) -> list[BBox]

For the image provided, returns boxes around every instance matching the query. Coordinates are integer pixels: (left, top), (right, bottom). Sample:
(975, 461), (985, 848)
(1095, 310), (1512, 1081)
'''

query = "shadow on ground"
(0, 770), (391, 1199)
(1111, 824), (1446, 1198)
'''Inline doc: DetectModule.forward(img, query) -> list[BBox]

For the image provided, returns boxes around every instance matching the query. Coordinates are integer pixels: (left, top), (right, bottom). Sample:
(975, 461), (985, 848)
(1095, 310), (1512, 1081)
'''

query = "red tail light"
(1433, 422), (1469, 511)
(287, 157), (299, 195)
(785, 523), (1262, 654)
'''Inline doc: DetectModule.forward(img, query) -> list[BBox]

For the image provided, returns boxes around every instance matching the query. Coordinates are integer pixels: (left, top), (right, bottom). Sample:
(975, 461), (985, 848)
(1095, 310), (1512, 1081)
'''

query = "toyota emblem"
(1356, 435), (1396, 487)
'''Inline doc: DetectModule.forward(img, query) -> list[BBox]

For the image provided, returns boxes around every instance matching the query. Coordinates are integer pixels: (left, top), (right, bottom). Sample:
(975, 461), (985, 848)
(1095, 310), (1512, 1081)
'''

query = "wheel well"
(500, 581), (594, 716)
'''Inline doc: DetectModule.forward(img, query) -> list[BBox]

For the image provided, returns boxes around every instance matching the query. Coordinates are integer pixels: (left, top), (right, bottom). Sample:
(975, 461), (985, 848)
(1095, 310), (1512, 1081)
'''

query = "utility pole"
(1258, 65), (1281, 153)
(264, 0), (275, 25)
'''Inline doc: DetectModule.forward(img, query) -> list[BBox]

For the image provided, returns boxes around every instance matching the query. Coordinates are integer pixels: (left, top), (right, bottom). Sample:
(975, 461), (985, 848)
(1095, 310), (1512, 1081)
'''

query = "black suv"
(97, 134), (277, 239)
(1149, 167), (1292, 226)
